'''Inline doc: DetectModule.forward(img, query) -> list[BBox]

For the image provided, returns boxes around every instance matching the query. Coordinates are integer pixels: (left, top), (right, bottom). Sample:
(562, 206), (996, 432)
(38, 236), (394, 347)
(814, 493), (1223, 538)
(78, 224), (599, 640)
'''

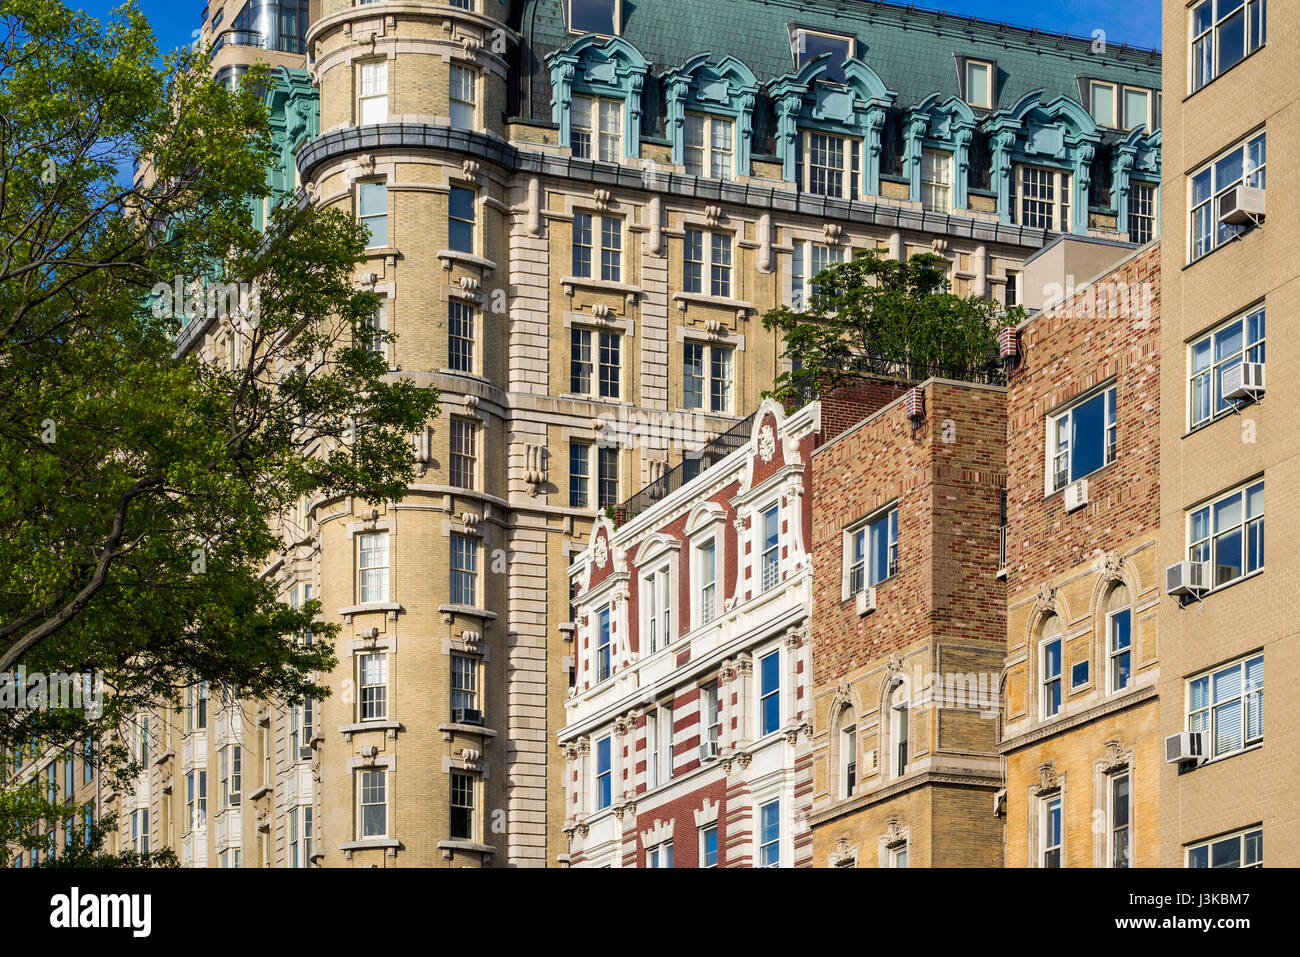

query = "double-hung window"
(647, 842), (673, 868)
(759, 649), (780, 736)
(450, 772), (474, 840)
(569, 441), (591, 508)
(596, 606), (612, 682)
(449, 418), (477, 489)
(1191, 0), (1267, 93)
(1123, 87), (1153, 131)
(448, 186), (475, 254)
(760, 504), (780, 592)
(1128, 182), (1157, 245)
(702, 682), (720, 744)
(1110, 773), (1131, 868)
(701, 825), (718, 867)
(920, 149), (953, 213)
(759, 800), (780, 867)
(1108, 609), (1132, 693)
(1047, 385), (1116, 493)
(359, 181), (388, 248)
(357, 59), (387, 124)
(570, 328), (620, 399)
(847, 507), (898, 594)
(682, 229), (732, 297)
(1016, 165), (1071, 232)
(359, 652), (388, 721)
(1189, 306), (1265, 427)
(1188, 827), (1263, 868)
(1090, 81), (1118, 128)
(683, 113), (734, 179)
(965, 59), (993, 109)
(449, 64), (477, 129)
(288, 807), (301, 867)
(1041, 633), (1063, 719)
(682, 342), (732, 413)
(644, 568), (671, 653)
(448, 301), (475, 373)
(1189, 480), (1264, 588)
(571, 95), (622, 162)
(1189, 654), (1263, 759)
(598, 330), (620, 398)
(450, 533), (478, 606)
(360, 769), (387, 838)
(804, 132), (858, 199)
(358, 531), (389, 603)
(791, 242), (844, 309)
(1042, 796), (1062, 867)
(364, 298), (388, 364)
(1190, 132), (1266, 261)
(186, 770), (207, 832)
(451, 653), (478, 714)
(697, 539), (717, 624)
(218, 745), (241, 810)
(572, 213), (621, 280)
(597, 447), (618, 509)
(595, 736), (612, 810)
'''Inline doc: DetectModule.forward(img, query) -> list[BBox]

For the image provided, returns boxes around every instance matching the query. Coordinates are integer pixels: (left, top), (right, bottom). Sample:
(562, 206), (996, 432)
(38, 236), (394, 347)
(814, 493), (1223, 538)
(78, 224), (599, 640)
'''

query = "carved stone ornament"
(823, 223), (843, 245)
(885, 651), (906, 677)
(593, 535), (609, 568)
(758, 424), (776, 462)
(885, 818), (907, 848)
(1101, 739), (1128, 773)
(462, 159), (481, 180)
(1033, 761), (1061, 795)
(1101, 550), (1125, 584)
(704, 204), (722, 227)
(1033, 582), (1057, 616)
(593, 188), (612, 211)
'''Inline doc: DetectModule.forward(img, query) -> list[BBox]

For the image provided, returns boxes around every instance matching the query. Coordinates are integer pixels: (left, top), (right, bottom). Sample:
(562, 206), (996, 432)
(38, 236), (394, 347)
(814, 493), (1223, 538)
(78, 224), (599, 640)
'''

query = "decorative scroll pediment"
(662, 54), (760, 176)
(548, 35), (650, 161)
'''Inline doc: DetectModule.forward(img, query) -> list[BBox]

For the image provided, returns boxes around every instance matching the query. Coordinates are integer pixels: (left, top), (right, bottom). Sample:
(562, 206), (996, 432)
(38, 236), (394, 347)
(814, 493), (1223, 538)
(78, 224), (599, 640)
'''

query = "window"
(651, 702), (674, 784)
(569, 441), (591, 508)
(449, 418), (477, 489)
(759, 649), (780, 736)
(358, 652), (388, 721)
(1190, 132), (1265, 261)
(890, 682), (909, 776)
(1108, 609), (1132, 693)
(759, 800), (780, 867)
(1071, 660), (1090, 690)
(644, 567), (671, 653)
(359, 181), (387, 248)
(598, 446), (618, 509)
(448, 301), (475, 373)
(682, 342), (732, 413)
(451, 654), (478, 713)
(185, 770), (206, 832)
(360, 769), (387, 838)
(1188, 827), (1262, 868)
(1123, 87), (1152, 130)
(131, 809), (149, 853)
(64, 753), (75, 797)
(598, 330), (620, 399)
(1189, 654), (1263, 760)
(449, 64), (477, 130)
(702, 682), (720, 744)
(1016, 165), (1071, 232)
(1041, 633), (1063, 719)
(570, 327), (592, 394)
(187, 681), (208, 731)
(888, 845), (909, 868)
(1189, 480), (1264, 589)
(920, 149), (952, 213)
(291, 698), (313, 758)
(1042, 796), (1062, 867)
(804, 132), (858, 199)
(357, 531), (389, 603)
(449, 186), (475, 254)
(357, 59), (387, 124)
(596, 605), (612, 682)
(1128, 182), (1157, 245)
(1005, 269), (1020, 307)
(572, 95), (622, 162)
(302, 806), (313, 865)
(1189, 306), (1265, 428)
(569, 0), (617, 35)
(791, 241), (844, 309)
(760, 504), (780, 592)
(572, 212), (593, 278)
(697, 539), (717, 625)
(600, 216), (622, 282)
(450, 533), (478, 606)
(682, 229), (732, 297)
(363, 298), (388, 364)
(218, 745), (241, 810)
(701, 825), (718, 867)
(1110, 773), (1130, 868)
(1090, 81), (1117, 128)
(595, 736), (612, 810)
(647, 842), (673, 868)
(288, 807), (301, 867)
(791, 29), (853, 83)
(841, 723), (857, 798)
(1191, 0), (1266, 92)
(1047, 385), (1116, 492)
(683, 114), (734, 179)
(450, 772), (474, 841)
(847, 507), (898, 594)
(965, 60), (993, 109)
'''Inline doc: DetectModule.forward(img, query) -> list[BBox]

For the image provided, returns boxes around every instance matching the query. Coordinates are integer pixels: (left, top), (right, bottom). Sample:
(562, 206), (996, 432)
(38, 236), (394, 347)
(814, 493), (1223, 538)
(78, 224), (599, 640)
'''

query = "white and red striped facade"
(559, 398), (818, 867)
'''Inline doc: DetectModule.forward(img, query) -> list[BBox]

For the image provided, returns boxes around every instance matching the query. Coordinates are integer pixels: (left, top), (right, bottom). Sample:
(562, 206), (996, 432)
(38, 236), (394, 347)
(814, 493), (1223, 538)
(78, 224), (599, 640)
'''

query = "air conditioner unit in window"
(856, 587), (876, 617)
(1218, 185), (1266, 227)
(229, 793), (241, 806)
(1164, 732), (1205, 766)
(698, 740), (720, 762)
(1064, 478), (1088, 513)
(1166, 561), (1210, 598)
(452, 708), (483, 726)
(1221, 361), (1266, 401)
(298, 745), (313, 761)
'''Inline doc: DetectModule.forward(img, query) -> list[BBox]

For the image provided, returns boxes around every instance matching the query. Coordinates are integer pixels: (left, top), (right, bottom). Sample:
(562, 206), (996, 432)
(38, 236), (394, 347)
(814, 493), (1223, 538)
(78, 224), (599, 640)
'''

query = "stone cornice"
(998, 684), (1158, 754)
(808, 767), (1003, 828)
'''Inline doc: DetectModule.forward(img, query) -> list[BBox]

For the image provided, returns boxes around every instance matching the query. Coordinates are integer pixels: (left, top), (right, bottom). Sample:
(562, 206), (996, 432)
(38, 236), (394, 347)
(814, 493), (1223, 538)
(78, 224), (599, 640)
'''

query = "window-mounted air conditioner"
(298, 745), (313, 761)
(856, 587), (876, 617)
(229, 793), (241, 807)
(1165, 561), (1209, 598)
(698, 740), (720, 762)
(1064, 478), (1088, 513)
(1164, 732), (1205, 766)
(1221, 361), (1265, 402)
(1218, 185), (1266, 227)
(453, 708), (483, 726)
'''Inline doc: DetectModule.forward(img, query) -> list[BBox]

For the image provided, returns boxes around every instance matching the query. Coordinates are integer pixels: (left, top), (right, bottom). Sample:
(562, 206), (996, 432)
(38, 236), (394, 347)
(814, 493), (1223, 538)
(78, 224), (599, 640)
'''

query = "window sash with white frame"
(888, 844), (909, 868)
(597, 330), (620, 399)
(1042, 796), (1062, 867)
(696, 539), (717, 625)
(965, 60), (993, 109)
(358, 181), (387, 248)
(1108, 608), (1132, 693)
(759, 503), (780, 592)
(450, 533), (478, 606)
(448, 300), (475, 373)
(759, 800), (780, 867)
(1041, 634), (1063, 719)
(360, 769), (387, 838)
(759, 649), (780, 737)
(449, 64), (477, 130)
(684, 113), (734, 179)
(358, 652), (388, 721)
(357, 531), (389, 603)
(597, 446), (618, 509)
(1047, 385), (1117, 493)
(682, 228), (732, 297)
(571, 95), (622, 162)
(1189, 306), (1265, 428)
(841, 725), (857, 798)
(702, 682), (720, 744)
(1189, 132), (1265, 261)
(569, 441), (591, 508)
(1187, 826), (1263, 868)
(920, 149), (952, 213)
(595, 605), (612, 682)
(1128, 182), (1157, 245)
(186, 770), (206, 832)
(803, 131), (858, 199)
(364, 298), (389, 364)
(449, 186), (476, 255)
(1188, 654), (1263, 760)
(791, 29), (853, 79)
(847, 507), (898, 595)
(1110, 772), (1131, 868)
(1123, 87), (1153, 130)
(600, 216), (622, 282)
(1015, 165), (1071, 232)
(701, 825), (718, 867)
(595, 735), (612, 810)
(450, 772), (475, 841)
(891, 687), (909, 776)
(449, 417), (477, 489)
(682, 341), (732, 413)
(643, 567), (671, 653)
(1191, 0), (1267, 93)
(288, 807), (301, 867)
(451, 653), (479, 714)
(791, 241), (845, 310)
(218, 745), (241, 809)
(647, 842), (673, 868)
(1090, 81), (1118, 128)
(1188, 480), (1264, 589)
(357, 59), (387, 124)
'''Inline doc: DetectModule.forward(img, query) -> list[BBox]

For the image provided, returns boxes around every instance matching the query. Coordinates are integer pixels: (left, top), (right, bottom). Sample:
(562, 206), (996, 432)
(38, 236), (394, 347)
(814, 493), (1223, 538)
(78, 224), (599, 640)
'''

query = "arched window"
(1102, 586), (1133, 695)
(836, 706), (857, 799)
(887, 679), (909, 778)
(1038, 613), (1063, 719)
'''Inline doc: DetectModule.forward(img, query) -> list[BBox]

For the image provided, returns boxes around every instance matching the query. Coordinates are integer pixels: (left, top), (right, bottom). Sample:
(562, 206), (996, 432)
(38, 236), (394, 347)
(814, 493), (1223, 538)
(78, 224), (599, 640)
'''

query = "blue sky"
(78, 0), (1164, 58)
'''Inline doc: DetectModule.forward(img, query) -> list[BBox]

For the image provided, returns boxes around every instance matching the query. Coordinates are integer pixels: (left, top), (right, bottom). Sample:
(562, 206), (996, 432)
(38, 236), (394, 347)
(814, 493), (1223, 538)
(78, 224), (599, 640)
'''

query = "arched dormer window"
(1112, 126), (1162, 245)
(261, 68), (318, 230)
(547, 34), (650, 162)
(662, 54), (759, 180)
(769, 53), (896, 200)
(903, 94), (977, 214)
(982, 91), (1101, 235)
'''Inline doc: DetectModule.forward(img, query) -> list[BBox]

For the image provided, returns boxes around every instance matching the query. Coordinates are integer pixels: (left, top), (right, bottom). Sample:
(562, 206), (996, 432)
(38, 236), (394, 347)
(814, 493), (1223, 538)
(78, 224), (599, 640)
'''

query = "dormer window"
(570, 0), (618, 37)
(964, 60), (994, 110)
(790, 28), (854, 84)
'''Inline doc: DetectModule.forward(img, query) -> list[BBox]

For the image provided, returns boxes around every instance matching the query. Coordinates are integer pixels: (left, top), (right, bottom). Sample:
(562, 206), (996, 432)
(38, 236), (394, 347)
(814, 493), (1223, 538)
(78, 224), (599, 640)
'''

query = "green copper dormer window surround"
(981, 90), (1103, 236)
(1111, 125), (1162, 244)
(769, 53), (895, 198)
(548, 34), (649, 161)
(903, 94), (977, 212)
(260, 67), (319, 232)
(663, 54), (760, 179)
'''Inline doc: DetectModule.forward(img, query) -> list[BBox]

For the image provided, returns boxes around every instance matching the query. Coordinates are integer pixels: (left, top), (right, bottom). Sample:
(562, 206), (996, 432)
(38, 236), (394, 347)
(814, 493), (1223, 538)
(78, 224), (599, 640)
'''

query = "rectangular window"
(920, 149), (952, 213)
(186, 681), (208, 731)
(710, 232), (732, 298)
(598, 447), (618, 509)
(847, 507), (898, 594)
(569, 441), (591, 509)
(1128, 182), (1157, 245)
(759, 649), (780, 736)
(359, 181), (388, 248)
(683, 229), (704, 294)
(595, 736), (612, 810)
(702, 681), (720, 744)
(791, 241), (846, 309)
(682, 342), (733, 413)
(448, 301), (475, 373)
(1047, 385), (1117, 492)
(598, 331), (620, 399)
(596, 605), (612, 682)
(569, 0), (617, 37)
(702, 825), (718, 868)
(1123, 87), (1152, 130)
(449, 418), (477, 489)
(1042, 635), (1063, 718)
(132, 808), (149, 853)
(451, 653), (478, 714)
(303, 806), (313, 865)
(1090, 81), (1117, 128)
(600, 216), (622, 282)
(288, 807), (300, 868)
(1043, 796), (1062, 867)
(357, 59), (387, 124)
(1109, 609), (1132, 693)
(1189, 306), (1265, 428)
(792, 29), (853, 82)
(1016, 165), (1071, 232)
(450, 533), (478, 606)
(572, 212), (593, 278)
(1190, 131), (1265, 261)
(760, 504), (780, 592)
(449, 186), (475, 254)
(218, 745), (241, 809)
(360, 769), (387, 838)
(358, 531), (389, 604)
(648, 842), (673, 868)
(364, 298), (388, 364)
(698, 539), (716, 624)
(1188, 480), (1264, 589)
(359, 652), (388, 721)
(450, 772), (474, 841)
(571, 328), (592, 394)
(965, 60), (993, 109)
(186, 770), (207, 832)
(759, 800), (780, 867)
(683, 113), (734, 179)
(1188, 827), (1263, 868)
(1189, 654), (1263, 760)
(805, 132), (857, 199)
(644, 568), (671, 653)
(842, 725), (857, 797)
(889, 845), (909, 868)
(449, 64), (477, 130)
(1110, 774), (1130, 868)
(1191, 0), (1267, 93)
(571, 95), (622, 162)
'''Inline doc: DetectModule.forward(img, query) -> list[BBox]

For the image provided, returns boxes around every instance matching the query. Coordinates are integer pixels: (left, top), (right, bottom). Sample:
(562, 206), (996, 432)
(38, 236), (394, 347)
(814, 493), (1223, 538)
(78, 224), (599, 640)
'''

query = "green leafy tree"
(0, 0), (438, 862)
(761, 249), (1023, 403)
